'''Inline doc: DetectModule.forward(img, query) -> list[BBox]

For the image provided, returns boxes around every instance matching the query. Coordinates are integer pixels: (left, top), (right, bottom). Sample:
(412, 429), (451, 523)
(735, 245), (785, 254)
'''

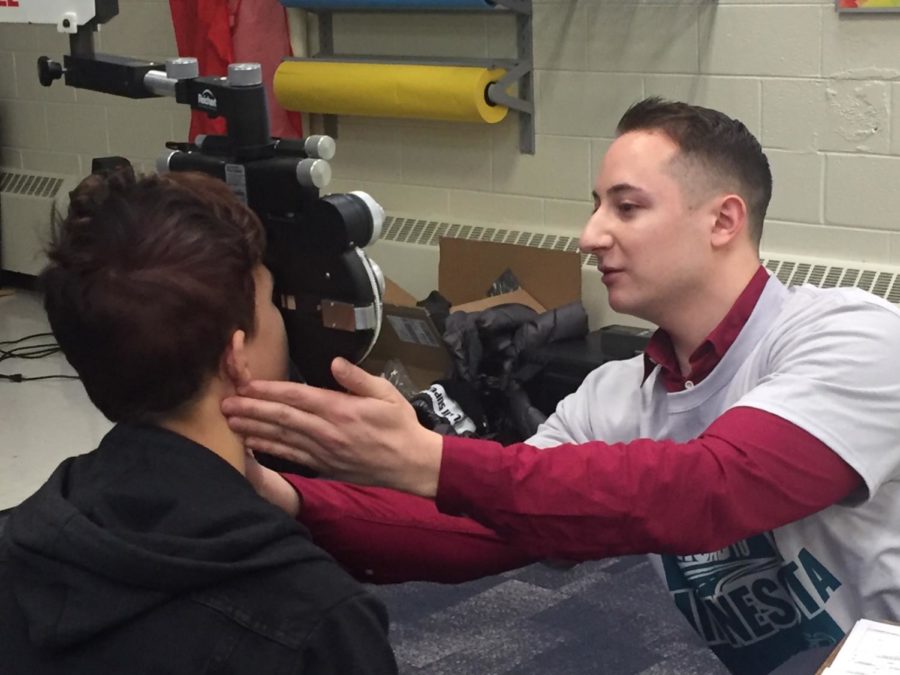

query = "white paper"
(824, 619), (900, 674)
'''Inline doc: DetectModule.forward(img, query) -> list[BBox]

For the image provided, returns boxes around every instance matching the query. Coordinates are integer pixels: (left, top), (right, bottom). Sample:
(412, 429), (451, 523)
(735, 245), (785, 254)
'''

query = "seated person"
(0, 169), (397, 675)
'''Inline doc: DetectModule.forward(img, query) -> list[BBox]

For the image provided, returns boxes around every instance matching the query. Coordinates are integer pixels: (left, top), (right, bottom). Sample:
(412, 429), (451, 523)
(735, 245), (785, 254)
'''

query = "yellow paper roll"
(274, 60), (508, 124)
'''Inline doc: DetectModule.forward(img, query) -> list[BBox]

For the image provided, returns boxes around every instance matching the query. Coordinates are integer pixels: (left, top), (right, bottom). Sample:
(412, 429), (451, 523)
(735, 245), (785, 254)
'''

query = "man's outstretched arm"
(224, 358), (861, 560)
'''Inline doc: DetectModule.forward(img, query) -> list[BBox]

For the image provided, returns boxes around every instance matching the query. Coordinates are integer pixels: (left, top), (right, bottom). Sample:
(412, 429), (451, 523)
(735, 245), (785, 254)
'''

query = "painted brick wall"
(2, 0), (900, 264)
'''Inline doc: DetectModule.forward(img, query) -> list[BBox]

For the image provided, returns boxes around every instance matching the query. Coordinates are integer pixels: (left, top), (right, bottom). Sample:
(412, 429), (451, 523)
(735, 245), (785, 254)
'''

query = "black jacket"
(0, 424), (397, 674)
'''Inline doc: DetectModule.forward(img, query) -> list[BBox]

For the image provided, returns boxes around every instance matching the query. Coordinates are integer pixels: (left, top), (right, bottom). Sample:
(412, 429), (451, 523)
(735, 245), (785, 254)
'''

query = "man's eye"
(618, 203), (637, 215)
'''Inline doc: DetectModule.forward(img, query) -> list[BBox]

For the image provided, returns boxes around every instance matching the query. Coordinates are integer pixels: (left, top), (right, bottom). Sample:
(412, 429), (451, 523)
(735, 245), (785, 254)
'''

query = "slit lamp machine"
(3, 0), (386, 389)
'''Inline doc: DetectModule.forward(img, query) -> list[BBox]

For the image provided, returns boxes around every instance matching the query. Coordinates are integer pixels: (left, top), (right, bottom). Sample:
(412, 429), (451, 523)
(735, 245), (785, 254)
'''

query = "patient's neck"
(158, 384), (246, 475)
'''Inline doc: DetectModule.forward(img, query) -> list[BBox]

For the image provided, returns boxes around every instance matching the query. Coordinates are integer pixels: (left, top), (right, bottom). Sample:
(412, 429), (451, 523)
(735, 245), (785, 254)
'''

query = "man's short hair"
(41, 169), (266, 423)
(617, 97), (772, 247)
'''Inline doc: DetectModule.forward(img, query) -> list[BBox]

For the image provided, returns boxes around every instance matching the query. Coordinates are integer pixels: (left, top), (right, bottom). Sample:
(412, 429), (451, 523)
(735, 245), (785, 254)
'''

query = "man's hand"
(243, 448), (302, 517)
(222, 358), (444, 498)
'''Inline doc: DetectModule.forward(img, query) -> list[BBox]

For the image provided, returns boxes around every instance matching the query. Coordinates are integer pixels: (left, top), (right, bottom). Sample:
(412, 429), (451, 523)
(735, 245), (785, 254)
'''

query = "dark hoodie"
(0, 424), (397, 674)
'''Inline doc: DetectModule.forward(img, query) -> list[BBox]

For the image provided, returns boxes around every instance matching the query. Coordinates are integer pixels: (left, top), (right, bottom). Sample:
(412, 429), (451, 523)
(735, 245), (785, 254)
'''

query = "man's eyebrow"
(592, 183), (645, 201)
(607, 183), (644, 196)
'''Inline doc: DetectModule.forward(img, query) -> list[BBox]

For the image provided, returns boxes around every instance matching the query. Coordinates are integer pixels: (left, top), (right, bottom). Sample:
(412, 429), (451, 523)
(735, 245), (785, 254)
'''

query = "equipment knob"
(304, 135), (336, 161)
(297, 158), (332, 189)
(156, 150), (177, 174)
(349, 191), (385, 244)
(166, 57), (199, 80)
(37, 57), (63, 87)
(227, 63), (263, 87)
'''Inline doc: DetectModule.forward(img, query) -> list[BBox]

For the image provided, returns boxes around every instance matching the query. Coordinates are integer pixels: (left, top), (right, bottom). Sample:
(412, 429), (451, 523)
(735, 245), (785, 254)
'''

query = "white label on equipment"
(225, 164), (248, 204)
(422, 384), (476, 435)
(387, 316), (440, 348)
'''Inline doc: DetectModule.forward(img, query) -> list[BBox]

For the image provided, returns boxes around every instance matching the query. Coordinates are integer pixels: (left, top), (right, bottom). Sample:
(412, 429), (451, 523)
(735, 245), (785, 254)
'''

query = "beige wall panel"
(767, 150), (824, 225)
(492, 127), (591, 200)
(586, 4), (700, 74)
(699, 5), (821, 77)
(645, 75), (760, 136)
(826, 154), (900, 232)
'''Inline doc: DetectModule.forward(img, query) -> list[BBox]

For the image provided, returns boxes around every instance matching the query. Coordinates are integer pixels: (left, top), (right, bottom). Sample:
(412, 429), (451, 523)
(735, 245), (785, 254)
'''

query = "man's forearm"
(282, 474), (535, 583)
(435, 407), (862, 560)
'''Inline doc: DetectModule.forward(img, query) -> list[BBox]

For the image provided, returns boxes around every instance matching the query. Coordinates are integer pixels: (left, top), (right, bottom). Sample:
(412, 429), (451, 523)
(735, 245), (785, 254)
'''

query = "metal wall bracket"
(308, 0), (534, 154)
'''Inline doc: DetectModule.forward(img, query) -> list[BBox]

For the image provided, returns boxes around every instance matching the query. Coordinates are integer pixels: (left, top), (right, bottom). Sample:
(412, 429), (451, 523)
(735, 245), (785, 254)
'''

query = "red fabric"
(168, 0), (231, 139)
(286, 265), (860, 579)
(167, 0), (301, 141)
(283, 474), (534, 584)
(643, 265), (770, 390)
(231, 0), (302, 139)
(436, 407), (861, 560)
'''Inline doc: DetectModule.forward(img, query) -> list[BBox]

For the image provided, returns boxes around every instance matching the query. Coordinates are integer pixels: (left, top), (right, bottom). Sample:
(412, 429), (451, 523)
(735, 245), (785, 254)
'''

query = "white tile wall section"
(544, 198), (592, 233)
(0, 52), (17, 100)
(45, 103), (110, 155)
(821, 9), (900, 78)
(699, 5), (822, 77)
(326, 178), (452, 220)
(106, 104), (177, 162)
(0, 148), (22, 169)
(891, 232), (900, 265)
(826, 153), (900, 231)
(0, 24), (44, 52)
(531, 3), (589, 71)
(486, 12), (518, 61)
(21, 150), (83, 177)
(585, 4), (700, 74)
(401, 121), (495, 191)
(762, 221), (894, 265)
(762, 79), (827, 151)
(718, 0), (831, 4)
(892, 83), (900, 155)
(590, 138), (613, 181)
(535, 71), (644, 136)
(3, 100), (49, 151)
(333, 13), (490, 57)
(327, 119), (405, 184)
(1, 1), (900, 260)
(448, 189), (545, 229)
(491, 128), (591, 200)
(766, 150), (824, 225)
(644, 75), (761, 137)
(97, 1), (180, 58)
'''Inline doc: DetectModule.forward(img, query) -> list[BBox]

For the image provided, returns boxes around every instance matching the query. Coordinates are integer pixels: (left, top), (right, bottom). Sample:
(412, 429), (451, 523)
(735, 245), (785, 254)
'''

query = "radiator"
(0, 168), (78, 276)
(367, 215), (900, 330)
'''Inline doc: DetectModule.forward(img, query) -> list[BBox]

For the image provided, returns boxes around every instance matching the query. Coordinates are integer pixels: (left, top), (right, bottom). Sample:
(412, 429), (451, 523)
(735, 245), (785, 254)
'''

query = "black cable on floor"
(0, 332), (79, 383)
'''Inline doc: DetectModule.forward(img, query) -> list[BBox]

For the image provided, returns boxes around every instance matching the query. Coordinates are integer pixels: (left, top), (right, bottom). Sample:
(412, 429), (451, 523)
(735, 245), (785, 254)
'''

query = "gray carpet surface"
(0, 510), (728, 673)
(370, 556), (730, 674)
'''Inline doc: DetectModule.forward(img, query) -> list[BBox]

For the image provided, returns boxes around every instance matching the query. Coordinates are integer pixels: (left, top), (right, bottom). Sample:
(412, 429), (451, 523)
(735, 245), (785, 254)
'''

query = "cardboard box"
(363, 237), (581, 390)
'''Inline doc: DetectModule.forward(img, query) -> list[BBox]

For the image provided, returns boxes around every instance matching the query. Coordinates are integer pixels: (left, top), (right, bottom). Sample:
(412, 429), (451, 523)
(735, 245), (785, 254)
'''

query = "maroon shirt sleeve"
(281, 474), (535, 584)
(436, 406), (862, 560)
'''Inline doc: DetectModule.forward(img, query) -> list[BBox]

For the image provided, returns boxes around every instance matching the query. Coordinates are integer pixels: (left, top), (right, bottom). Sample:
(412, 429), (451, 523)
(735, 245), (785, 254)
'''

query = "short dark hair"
(617, 97), (772, 247)
(41, 169), (266, 423)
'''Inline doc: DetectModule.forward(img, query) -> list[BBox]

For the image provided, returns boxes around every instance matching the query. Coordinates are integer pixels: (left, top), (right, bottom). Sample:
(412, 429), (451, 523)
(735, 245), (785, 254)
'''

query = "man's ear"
(710, 193), (748, 249)
(223, 329), (252, 389)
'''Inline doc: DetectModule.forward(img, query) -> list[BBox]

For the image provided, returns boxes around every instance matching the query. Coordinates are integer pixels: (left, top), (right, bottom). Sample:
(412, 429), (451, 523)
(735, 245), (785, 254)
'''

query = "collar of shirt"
(642, 265), (770, 392)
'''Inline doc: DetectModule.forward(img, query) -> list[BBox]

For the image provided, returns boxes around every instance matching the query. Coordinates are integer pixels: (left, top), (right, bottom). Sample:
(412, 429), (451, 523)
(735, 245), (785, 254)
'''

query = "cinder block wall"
(2, 0), (900, 264)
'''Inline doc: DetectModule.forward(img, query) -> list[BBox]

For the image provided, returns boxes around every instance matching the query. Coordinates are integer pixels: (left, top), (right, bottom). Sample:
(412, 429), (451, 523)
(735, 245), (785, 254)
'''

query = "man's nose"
(579, 209), (613, 254)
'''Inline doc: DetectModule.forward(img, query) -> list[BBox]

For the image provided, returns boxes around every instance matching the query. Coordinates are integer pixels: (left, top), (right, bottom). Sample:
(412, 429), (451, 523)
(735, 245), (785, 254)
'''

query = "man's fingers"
(234, 379), (346, 417)
(228, 415), (308, 449)
(245, 437), (325, 474)
(331, 357), (398, 401)
(223, 395), (333, 439)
